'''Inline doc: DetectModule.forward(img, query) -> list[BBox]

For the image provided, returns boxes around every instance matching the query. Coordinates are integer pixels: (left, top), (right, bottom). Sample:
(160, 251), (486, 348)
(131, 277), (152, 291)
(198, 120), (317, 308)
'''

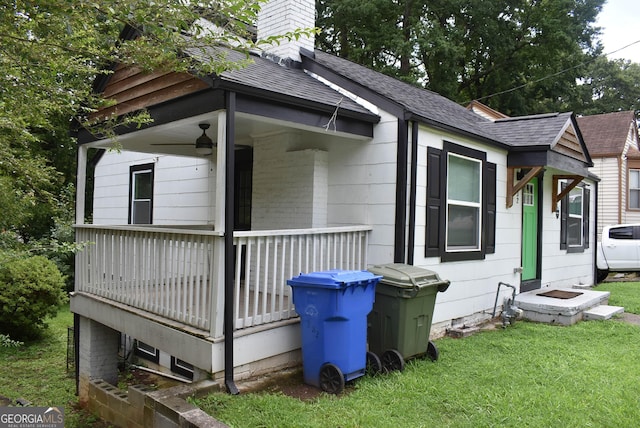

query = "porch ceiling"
(82, 110), (369, 157)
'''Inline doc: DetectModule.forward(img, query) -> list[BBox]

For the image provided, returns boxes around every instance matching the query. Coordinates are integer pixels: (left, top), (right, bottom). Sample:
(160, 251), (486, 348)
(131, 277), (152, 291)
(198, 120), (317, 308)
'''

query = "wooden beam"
(552, 175), (583, 212)
(506, 166), (543, 208)
(507, 167), (514, 208)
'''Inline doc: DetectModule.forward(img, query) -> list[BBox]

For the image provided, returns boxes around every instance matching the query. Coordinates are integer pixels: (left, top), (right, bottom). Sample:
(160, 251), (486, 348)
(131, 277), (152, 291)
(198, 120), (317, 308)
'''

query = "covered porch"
(71, 39), (382, 393)
(70, 223), (371, 384)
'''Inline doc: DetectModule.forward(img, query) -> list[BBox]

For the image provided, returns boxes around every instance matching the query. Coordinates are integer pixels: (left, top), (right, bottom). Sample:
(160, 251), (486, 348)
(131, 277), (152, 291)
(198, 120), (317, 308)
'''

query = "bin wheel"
(319, 363), (344, 394)
(382, 349), (405, 373)
(426, 340), (439, 362)
(366, 351), (382, 375)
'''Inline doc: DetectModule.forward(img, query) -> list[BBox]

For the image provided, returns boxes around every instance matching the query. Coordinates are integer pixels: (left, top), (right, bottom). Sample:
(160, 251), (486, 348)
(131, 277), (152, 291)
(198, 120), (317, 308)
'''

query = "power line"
(468, 39), (640, 104)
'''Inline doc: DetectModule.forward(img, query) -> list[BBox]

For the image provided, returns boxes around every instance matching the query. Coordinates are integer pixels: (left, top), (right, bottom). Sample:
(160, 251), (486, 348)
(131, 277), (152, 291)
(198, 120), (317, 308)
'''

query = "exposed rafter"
(506, 166), (543, 208)
(552, 175), (584, 212)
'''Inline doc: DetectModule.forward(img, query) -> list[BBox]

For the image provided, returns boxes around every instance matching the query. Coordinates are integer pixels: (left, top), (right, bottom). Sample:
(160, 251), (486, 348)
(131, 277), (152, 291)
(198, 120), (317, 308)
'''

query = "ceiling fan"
(149, 123), (215, 155)
(150, 123), (250, 155)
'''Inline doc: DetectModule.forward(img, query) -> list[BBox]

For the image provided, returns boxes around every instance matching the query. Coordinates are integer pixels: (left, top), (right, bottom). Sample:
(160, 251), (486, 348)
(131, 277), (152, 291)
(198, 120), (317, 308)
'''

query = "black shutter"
(484, 162), (497, 254)
(583, 187), (590, 249)
(560, 182), (568, 250)
(426, 147), (442, 257)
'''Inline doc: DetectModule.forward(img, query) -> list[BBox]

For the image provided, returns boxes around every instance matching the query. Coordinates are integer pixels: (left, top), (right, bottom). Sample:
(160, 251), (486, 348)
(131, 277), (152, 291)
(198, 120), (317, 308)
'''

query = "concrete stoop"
(513, 287), (621, 326)
(583, 305), (624, 321)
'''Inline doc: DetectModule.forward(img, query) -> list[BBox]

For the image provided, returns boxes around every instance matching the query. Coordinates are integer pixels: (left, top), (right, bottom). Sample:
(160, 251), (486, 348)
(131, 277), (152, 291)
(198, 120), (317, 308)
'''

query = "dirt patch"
(237, 368), (363, 401)
(620, 312), (640, 326)
(238, 368), (322, 401)
(271, 381), (323, 401)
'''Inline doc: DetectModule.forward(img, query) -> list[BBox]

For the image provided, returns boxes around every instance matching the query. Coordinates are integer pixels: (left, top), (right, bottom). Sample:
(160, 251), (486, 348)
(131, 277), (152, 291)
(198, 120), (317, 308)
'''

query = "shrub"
(0, 252), (68, 340)
(0, 333), (23, 348)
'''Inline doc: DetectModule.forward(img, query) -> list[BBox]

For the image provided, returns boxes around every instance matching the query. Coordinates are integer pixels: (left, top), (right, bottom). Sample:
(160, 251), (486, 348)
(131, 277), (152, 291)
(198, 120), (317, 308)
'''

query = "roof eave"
(216, 78), (380, 124)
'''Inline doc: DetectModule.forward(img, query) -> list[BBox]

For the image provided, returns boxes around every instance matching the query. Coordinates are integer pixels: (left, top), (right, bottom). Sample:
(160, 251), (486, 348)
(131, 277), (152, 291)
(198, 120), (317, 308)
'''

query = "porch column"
(77, 316), (119, 402)
(75, 144), (88, 225)
(210, 111), (227, 339)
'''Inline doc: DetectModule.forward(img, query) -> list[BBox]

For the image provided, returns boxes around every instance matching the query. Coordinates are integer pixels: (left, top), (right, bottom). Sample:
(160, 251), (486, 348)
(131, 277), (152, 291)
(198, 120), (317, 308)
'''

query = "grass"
(0, 305), (103, 427)
(594, 280), (640, 313)
(4, 283), (640, 427)
(193, 284), (640, 427)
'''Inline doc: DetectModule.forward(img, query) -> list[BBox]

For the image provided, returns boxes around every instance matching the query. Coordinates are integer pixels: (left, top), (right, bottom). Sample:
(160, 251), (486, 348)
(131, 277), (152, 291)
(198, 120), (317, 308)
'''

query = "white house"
(71, 0), (596, 401)
(577, 110), (640, 240)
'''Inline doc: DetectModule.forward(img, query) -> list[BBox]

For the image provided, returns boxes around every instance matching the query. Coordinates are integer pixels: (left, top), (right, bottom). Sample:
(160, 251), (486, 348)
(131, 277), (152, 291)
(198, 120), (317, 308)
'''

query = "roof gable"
(91, 65), (209, 121)
(91, 46), (377, 126)
(577, 110), (638, 157)
(489, 112), (592, 173)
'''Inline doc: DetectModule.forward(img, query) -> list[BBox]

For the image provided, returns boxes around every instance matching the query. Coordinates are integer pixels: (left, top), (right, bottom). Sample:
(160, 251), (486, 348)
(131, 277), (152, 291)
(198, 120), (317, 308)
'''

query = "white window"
(567, 187), (583, 247)
(129, 164), (154, 225)
(523, 183), (534, 206)
(629, 169), (640, 209)
(446, 153), (482, 251)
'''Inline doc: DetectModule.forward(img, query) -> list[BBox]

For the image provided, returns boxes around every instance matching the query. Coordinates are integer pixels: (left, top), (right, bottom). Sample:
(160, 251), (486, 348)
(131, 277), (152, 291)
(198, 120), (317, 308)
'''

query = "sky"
(596, 0), (640, 63)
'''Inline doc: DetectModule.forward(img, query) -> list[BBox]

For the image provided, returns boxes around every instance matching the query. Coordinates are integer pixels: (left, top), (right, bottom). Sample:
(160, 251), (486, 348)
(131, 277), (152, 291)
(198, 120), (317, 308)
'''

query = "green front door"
(522, 178), (538, 281)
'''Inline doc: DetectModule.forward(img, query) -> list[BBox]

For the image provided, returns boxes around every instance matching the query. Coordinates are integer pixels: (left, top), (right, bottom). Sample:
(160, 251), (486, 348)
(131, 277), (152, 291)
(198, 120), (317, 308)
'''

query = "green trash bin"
(367, 263), (450, 372)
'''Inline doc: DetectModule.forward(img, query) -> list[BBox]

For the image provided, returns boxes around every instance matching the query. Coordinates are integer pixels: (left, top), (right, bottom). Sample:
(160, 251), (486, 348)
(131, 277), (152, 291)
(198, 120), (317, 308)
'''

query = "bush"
(0, 252), (68, 340)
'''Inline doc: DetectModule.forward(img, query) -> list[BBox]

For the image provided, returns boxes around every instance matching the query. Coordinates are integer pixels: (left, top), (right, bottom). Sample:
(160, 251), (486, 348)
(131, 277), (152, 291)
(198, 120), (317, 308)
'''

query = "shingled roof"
(487, 112), (575, 148)
(302, 49), (502, 146)
(302, 49), (592, 158)
(576, 111), (638, 157)
(215, 48), (377, 121)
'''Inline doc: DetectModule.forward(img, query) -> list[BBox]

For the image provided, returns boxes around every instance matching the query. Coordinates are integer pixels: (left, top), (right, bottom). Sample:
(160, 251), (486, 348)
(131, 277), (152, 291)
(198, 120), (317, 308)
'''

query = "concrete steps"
(583, 305), (624, 321)
(513, 288), (625, 325)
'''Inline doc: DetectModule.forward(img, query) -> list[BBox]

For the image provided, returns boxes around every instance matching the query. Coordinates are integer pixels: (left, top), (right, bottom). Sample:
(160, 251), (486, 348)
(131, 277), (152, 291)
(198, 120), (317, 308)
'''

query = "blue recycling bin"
(287, 270), (381, 394)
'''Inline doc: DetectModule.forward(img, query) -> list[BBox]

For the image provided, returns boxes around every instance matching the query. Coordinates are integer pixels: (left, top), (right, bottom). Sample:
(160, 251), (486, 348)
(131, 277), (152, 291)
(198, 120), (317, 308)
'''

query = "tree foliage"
(0, 0), (305, 242)
(317, 0), (608, 116)
(569, 57), (640, 116)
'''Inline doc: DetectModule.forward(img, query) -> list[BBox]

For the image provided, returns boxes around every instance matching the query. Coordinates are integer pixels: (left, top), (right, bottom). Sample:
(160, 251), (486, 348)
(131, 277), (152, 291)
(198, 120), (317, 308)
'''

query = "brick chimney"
(257, 0), (315, 63)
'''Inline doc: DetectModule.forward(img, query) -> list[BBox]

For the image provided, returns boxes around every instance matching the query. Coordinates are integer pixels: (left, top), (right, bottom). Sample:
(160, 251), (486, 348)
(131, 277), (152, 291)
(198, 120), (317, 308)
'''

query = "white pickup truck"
(597, 224), (640, 282)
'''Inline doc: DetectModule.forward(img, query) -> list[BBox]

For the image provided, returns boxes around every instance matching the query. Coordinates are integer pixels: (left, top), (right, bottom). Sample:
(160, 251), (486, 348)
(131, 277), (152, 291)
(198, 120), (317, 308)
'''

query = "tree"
(317, 0), (605, 116)
(568, 56), (640, 117)
(0, 0), (303, 242)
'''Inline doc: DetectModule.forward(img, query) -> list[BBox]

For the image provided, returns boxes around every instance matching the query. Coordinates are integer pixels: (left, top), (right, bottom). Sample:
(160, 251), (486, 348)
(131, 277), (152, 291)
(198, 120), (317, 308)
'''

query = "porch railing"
(75, 225), (371, 336)
(233, 226), (371, 329)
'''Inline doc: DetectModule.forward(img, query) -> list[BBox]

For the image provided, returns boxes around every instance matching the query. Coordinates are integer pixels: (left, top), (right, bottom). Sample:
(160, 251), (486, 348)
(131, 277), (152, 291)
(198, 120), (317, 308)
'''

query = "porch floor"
(514, 287), (620, 325)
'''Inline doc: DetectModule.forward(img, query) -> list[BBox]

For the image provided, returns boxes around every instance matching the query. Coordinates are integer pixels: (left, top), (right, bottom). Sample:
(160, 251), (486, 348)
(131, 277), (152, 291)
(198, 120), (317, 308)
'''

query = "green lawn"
(194, 281), (640, 427)
(595, 280), (640, 313)
(0, 305), (103, 427)
(4, 283), (640, 427)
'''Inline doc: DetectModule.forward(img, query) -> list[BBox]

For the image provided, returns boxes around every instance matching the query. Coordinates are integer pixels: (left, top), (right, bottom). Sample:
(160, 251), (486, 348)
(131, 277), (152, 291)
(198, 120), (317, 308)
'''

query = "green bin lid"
(367, 263), (448, 289)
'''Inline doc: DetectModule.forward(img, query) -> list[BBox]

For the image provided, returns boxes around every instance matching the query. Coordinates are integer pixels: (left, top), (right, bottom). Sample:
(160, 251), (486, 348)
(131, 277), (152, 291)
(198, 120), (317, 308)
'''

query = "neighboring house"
(71, 0), (596, 400)
(577, 111), (640, 240)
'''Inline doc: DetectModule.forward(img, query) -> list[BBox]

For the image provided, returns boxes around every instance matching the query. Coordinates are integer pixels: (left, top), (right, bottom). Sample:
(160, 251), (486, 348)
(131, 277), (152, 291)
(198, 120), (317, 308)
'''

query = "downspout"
(593, 180), (599, 284)
(407, 121), (419, 265)
(224, 92), (239, 395)
(394, 119), (409, 263)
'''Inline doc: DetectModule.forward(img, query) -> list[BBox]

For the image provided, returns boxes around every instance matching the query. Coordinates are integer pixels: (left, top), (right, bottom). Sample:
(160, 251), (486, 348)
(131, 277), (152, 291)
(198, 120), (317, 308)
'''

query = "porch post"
(76, 144), (88, 225)
(224, 92), (238, 394)
(211, 111), (227, 339)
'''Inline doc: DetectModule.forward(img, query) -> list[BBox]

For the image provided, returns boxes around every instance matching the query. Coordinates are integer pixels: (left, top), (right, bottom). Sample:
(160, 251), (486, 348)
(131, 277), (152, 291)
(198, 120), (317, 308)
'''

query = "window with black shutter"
(426, 142), (496, 261)
(560, 181), (590, 253)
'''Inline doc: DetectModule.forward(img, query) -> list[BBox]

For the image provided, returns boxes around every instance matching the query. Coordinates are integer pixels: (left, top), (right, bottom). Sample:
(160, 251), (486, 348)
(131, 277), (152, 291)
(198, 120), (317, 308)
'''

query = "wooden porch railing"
(75, 225), (371, 338)
(233, 226), (372, 329)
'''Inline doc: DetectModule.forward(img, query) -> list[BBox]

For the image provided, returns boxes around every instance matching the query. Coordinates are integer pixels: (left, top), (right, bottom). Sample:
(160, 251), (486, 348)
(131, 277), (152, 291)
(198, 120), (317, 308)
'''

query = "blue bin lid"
(287, 269), (381, 289)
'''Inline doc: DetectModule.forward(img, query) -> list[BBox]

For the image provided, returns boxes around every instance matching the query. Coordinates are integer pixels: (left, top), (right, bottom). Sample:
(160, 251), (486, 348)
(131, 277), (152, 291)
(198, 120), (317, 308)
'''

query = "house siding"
(327, 110), (399, 264)
(591, 156), (620, 239)
(412, 125), (521, 326)
(93, 151), (215, 225)
(539, 168), (595, 287)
